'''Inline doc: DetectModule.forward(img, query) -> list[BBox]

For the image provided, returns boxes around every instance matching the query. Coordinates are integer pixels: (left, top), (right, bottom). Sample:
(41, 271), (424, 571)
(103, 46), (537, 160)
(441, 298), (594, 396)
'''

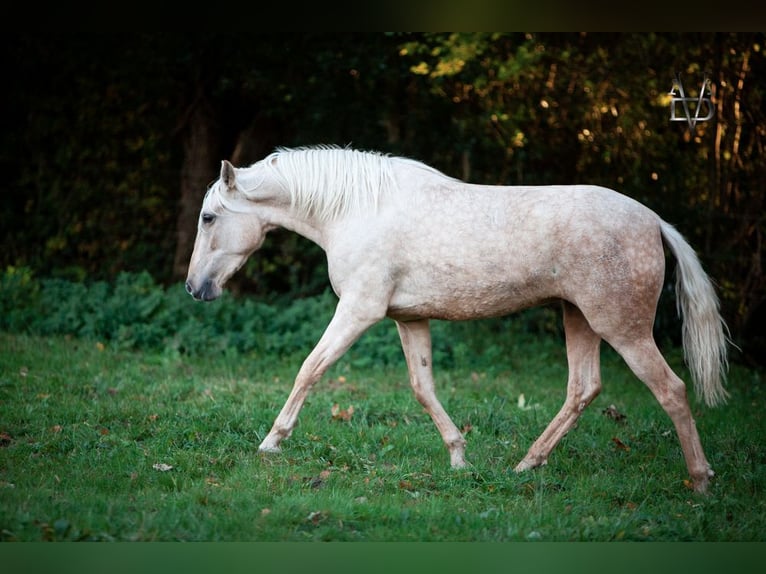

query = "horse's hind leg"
(396, 319), (467, 468)
(515, 302), (602, 472)
(609, 335), (714, 493)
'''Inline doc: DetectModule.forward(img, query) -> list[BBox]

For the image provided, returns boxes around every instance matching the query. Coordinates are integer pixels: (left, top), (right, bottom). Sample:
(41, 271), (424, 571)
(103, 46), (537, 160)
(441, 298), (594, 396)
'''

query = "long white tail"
(660, 220), (729, 406)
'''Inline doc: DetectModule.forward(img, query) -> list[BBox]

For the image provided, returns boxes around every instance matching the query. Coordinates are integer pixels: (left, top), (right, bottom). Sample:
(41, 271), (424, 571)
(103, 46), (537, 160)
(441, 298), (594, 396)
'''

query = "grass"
(1, 329), (765, 541)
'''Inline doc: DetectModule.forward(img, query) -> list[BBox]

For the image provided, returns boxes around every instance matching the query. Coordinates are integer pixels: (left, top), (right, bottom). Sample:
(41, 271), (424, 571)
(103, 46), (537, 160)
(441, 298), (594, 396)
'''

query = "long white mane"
(256, 145), (454, 221)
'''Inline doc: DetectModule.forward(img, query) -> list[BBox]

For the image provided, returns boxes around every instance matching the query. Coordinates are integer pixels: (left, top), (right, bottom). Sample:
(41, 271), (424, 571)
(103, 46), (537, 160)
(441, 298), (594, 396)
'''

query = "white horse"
(186, 145), (729, 493)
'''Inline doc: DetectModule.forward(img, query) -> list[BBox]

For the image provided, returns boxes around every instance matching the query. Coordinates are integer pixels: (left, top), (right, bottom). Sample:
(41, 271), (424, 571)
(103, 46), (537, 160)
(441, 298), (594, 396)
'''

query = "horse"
(185, 145), (729, 493)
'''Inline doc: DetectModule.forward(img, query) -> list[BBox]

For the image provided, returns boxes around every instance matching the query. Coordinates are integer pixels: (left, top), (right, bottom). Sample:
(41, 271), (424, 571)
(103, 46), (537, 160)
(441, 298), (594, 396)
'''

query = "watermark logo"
(669, 73), (714, 133)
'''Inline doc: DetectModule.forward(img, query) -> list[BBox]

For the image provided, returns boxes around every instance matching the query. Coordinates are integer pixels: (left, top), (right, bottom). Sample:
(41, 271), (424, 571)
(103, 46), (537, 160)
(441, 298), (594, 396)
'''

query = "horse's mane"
(253, 145), (454, 221)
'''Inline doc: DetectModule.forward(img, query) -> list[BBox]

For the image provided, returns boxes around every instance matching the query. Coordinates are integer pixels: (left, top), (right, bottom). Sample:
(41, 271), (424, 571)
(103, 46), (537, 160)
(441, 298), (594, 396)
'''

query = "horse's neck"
(233, 163), (326, 248)
(261, 202), (330, 250)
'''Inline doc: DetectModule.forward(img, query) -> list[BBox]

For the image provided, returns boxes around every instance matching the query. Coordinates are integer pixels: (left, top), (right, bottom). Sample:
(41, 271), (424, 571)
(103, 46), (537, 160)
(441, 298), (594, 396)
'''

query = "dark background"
(1, 33), (764, 363)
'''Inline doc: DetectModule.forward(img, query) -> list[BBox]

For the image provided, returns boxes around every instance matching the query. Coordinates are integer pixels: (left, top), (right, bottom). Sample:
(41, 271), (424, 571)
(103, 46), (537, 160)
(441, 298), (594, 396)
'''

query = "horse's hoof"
(692, 475), (712, 494)
(449, 452), (468, 469)
(514, 457), (547, 473)
(514, 461), (531, 473)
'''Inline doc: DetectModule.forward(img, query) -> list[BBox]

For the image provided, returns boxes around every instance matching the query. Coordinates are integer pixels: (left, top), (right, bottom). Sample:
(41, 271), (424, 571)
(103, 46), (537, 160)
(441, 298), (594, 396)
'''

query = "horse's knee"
(410, 384), (426, 405)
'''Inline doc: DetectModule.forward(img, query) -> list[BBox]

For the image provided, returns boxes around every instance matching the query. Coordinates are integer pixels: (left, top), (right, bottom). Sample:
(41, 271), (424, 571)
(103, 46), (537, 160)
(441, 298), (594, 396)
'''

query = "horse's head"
(185, 160), (270, 301)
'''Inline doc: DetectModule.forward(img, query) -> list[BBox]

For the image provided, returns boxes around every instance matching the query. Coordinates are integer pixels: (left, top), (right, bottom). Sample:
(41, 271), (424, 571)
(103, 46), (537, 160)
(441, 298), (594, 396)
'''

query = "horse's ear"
(220, 160), (237, 190)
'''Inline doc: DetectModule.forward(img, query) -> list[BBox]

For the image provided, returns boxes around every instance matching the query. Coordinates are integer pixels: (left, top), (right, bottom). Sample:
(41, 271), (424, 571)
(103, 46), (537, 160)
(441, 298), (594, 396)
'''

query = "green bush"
(0, 268), (563, 369)
(0, 268), (334, 359)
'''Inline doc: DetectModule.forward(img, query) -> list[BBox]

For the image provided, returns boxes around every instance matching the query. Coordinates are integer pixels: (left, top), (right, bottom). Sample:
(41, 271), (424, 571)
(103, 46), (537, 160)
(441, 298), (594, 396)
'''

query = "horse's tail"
(660, 220), (729, 407)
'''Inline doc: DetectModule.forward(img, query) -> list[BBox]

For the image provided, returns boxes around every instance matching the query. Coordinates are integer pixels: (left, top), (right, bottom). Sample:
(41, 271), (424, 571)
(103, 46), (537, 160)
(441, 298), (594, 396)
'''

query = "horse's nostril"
(185, 281), (193, 295)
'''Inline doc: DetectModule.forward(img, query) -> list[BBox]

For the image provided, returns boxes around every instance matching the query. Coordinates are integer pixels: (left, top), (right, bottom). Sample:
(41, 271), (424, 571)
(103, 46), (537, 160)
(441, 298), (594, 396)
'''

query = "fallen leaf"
(603, 404), (627, 424)
(331, 403), (355, 421)
(306, 511), (324, 524)
(152, 463), (173, 472)
(261, 508), (271, 517)
(308, 477), (324, 489)
(0, 432), (12, 447)
(461, 423), (473, 434)
(517, 393), (535, 411)
(611, 437), (631, 452)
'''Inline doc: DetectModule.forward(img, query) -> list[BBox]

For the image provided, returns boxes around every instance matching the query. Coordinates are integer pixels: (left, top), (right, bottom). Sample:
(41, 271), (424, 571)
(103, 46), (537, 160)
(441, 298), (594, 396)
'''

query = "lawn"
(1, 328), (764, 542)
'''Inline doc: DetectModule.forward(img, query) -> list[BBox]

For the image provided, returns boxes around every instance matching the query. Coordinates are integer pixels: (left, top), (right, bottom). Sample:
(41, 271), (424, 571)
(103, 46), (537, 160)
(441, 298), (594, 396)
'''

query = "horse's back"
(372, 179), (667, 323)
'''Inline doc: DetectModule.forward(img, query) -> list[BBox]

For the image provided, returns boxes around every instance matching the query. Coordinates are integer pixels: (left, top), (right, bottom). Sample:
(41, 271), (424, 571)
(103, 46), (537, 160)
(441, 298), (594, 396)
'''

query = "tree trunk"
(172, 98), (218, 280)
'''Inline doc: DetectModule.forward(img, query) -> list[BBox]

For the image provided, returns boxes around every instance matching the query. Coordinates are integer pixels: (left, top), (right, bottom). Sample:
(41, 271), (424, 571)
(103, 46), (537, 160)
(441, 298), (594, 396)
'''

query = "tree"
(2, 33), (763, 361)
(395, 33), (766, 355)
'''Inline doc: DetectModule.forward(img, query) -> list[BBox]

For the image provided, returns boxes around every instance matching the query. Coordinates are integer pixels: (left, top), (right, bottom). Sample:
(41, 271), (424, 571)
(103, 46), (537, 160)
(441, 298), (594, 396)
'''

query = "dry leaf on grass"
(517, 393), (537, 411)
(306, 511), (325, 525)
(611, 437), (631, 452)
(331, 403), (355, 421)
(152, 463), (173, 472)
(603, 404), (627, 424)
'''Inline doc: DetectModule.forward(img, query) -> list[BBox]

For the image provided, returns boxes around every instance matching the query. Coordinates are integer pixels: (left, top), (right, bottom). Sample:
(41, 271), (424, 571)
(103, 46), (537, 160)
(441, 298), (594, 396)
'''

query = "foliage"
(0, 35), (178, 282)
(0, 268), (560, 369)
(0, 331), (764, 541)
(1, 33), (764, 357)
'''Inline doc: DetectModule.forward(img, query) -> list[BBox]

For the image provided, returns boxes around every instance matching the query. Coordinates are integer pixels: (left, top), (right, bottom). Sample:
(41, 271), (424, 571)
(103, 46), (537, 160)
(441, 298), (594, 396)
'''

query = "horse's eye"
(201, 213), (216, 225)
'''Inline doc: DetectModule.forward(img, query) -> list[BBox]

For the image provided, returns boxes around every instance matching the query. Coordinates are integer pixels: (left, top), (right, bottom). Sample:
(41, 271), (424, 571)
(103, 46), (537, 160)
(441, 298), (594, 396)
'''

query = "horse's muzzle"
(185, 278), (219, 301)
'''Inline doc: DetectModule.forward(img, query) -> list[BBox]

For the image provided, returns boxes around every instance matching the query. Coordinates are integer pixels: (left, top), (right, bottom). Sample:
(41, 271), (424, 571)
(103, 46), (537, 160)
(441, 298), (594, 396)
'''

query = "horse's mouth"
(185, 278), (221, 301)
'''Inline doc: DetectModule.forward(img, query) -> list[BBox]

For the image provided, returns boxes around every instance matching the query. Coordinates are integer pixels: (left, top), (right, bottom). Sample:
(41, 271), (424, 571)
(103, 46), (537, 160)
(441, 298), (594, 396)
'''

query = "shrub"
(0, 268), (564, 370)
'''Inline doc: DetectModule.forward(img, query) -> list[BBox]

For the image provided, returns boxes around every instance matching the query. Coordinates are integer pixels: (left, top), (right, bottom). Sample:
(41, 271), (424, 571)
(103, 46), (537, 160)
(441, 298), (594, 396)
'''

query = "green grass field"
(1, 329), (764, 542)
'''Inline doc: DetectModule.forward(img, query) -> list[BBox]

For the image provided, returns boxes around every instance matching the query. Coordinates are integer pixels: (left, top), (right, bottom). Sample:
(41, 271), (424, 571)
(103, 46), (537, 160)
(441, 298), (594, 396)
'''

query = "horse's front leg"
(396, 319), (468, 468)
(258, 298), (381, 454)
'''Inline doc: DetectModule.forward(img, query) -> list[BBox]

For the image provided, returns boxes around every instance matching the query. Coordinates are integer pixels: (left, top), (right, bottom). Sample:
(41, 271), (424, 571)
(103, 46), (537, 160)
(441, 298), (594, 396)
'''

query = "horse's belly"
(386, 274), (557, 321)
